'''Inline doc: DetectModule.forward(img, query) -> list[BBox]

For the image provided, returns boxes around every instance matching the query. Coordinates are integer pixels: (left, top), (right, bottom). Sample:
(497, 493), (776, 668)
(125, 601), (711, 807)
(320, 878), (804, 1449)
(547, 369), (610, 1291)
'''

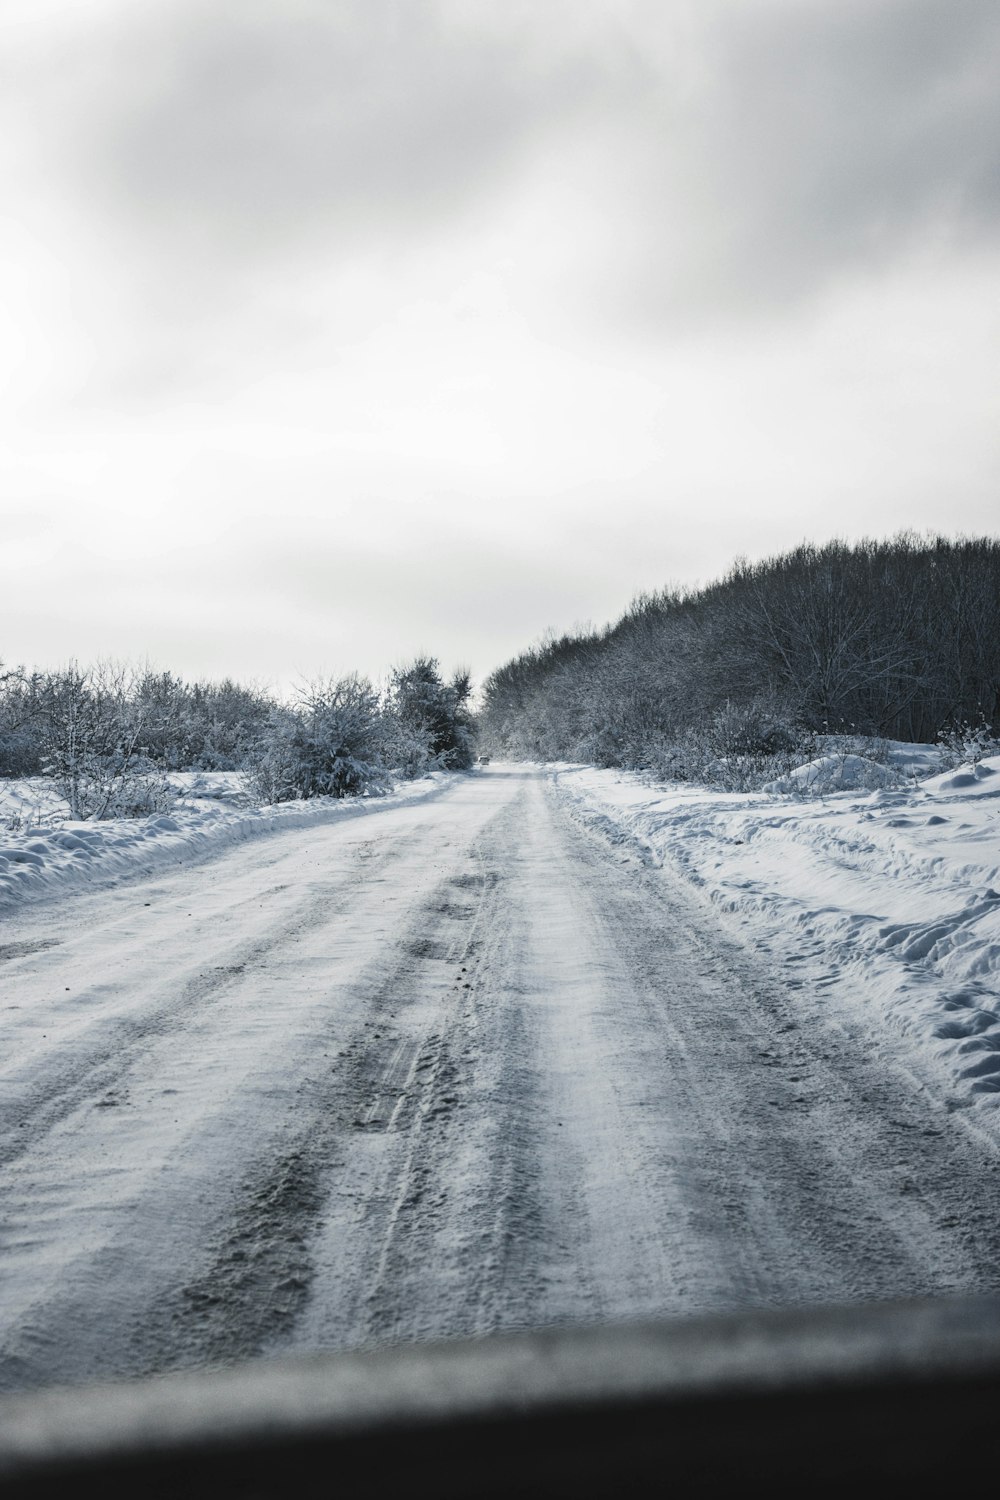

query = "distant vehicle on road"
(478, 754), (491, 765)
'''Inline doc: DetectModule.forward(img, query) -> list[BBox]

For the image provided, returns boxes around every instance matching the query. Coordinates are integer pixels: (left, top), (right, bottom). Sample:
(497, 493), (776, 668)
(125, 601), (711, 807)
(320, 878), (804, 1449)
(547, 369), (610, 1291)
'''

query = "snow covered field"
(553, 748), (1000, 1125)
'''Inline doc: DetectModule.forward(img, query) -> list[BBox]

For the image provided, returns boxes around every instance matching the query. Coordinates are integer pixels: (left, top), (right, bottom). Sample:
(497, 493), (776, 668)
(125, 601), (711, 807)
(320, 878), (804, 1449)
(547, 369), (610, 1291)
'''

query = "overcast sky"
(2, 0), (998, 692)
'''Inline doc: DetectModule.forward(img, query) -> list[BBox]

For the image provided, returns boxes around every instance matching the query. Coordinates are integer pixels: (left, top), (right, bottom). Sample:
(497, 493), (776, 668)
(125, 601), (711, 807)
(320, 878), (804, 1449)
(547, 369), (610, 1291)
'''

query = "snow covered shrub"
(764, 752), (902, 797)
(35, 662), (176, 820)
(574, 725), (629, 769)
(0, 722), (41, 778)
(0, 663), (44, 776)
(240, 707), (302, 805)
(936, 715), (1000, 769)
(762, 733), (914, 796)
(381, 717), (439, 779)
(646, 700), (817, 792)
(294, 675), (392, 797)
(89, 765), (176, 818)
(243, 677), (391, 803)
(641, 731), (708, 784)
(0, 801), (21, 834)
(386, 658), (476, 775)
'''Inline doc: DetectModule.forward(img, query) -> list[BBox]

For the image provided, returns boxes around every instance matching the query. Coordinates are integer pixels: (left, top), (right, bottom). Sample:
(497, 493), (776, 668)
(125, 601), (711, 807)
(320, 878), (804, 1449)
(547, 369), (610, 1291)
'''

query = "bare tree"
(35, 661), (172, 819)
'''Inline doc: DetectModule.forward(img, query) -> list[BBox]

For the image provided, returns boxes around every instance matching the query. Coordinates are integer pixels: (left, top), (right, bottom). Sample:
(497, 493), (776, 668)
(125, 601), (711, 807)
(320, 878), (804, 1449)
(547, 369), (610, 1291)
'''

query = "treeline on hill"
(0, 657), (475, 819)
(481, 535), (1000, 790)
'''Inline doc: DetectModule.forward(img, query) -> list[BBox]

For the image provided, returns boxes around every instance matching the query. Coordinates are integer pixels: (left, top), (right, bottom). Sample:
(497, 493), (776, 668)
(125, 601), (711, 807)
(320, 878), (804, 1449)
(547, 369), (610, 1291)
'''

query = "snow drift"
(0, 772), (451, 910)
(553, 750), (1000, 1118)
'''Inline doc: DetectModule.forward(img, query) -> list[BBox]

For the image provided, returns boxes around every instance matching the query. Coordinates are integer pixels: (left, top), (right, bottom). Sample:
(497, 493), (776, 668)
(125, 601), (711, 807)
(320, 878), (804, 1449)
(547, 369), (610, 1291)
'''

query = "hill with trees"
(480, 535), (1000, 788)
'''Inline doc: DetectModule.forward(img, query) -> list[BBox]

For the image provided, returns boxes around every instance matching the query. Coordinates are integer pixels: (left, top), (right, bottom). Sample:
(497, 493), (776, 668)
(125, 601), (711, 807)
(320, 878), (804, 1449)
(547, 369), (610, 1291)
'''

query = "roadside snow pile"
(763, 752), (899, 794)
(0, 772), (450, 909)
(553, 751), (1000, 1116)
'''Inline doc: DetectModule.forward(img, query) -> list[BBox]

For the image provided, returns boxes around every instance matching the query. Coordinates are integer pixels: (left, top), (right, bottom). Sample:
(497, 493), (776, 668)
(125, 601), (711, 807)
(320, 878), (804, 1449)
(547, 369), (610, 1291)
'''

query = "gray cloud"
(9, 0), (1000, 372)
(7, 0), (642, 402)
(609, 0), (1000, 322)
(76, 1), (629, 262)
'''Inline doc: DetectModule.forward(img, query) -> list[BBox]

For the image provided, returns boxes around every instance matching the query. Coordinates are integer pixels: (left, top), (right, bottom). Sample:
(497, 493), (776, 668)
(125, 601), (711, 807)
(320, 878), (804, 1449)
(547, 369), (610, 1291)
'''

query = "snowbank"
(0, 772), (452, 910)
(552, 752), (1000, 1117)
(762, 752), (899, 794)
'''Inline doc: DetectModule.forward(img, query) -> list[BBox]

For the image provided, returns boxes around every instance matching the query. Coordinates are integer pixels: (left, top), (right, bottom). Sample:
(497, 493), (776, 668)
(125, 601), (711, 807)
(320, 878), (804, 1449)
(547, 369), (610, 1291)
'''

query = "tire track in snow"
(0, 831), (423, 1169)
(132, 835), (508, 1372)
(298, 771), (1000, 1351)
(0, 783), (517, 1389)
(5, 765), (1000, 1393)
(550, 774), (1000, 1309)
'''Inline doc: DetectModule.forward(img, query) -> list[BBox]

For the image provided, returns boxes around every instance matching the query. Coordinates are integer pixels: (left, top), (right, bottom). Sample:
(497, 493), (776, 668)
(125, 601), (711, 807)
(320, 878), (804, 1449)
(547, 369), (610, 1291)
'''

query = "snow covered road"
(3, 764), (1000, 1392)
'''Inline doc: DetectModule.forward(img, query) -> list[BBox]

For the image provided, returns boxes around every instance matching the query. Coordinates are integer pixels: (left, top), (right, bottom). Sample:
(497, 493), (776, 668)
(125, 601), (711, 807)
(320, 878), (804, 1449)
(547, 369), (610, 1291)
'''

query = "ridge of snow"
(552, 752), (1000, 1118)
(0, 772), (452, 911)
(762, 752), (900, 793)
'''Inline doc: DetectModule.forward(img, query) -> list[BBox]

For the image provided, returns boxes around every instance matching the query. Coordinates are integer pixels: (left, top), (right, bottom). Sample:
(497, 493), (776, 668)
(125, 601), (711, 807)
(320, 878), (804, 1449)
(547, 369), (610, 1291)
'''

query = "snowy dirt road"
(3, 764), (1000, 1392)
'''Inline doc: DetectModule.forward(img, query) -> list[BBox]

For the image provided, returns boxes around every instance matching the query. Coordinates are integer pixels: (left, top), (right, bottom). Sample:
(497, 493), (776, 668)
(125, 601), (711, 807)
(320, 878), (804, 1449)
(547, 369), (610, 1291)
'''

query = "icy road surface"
(3, 764), (1000, 1391)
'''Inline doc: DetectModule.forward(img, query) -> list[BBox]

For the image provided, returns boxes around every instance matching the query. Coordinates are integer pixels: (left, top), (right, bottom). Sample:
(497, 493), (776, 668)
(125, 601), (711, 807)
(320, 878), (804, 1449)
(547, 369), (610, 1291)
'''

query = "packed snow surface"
(0, 772), (451, 908)
(554, 749), (1000, 1116)
(3, 761), (1000, 1394)
(4, 750), (999, 1122)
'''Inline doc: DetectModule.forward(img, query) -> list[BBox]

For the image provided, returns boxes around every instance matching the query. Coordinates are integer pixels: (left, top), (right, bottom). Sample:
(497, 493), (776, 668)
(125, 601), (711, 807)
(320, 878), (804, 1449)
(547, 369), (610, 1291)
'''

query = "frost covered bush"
(132, 671), (275, 771)
(2, 654), (479, 813)
(386, 658), (476, 776)
(0, 673), (41, 776)
(243, 676), (392, 803)
(292, 675), (392, 798)
(382, 718), (440, 780)
(820, 732), (894, 765)
(33, 662), (176, 820)
(81, 764), (176, 819)
(240, 706), (302, 805)
(0, 661), (280, 783)
(764, 751), (904, 797)
(0, 662), (44, 776)
(242, 659), (481, 804)
(644, 700), (818, 792)
(574, 725), (631, 770)
(936, 715), (1000, 769)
